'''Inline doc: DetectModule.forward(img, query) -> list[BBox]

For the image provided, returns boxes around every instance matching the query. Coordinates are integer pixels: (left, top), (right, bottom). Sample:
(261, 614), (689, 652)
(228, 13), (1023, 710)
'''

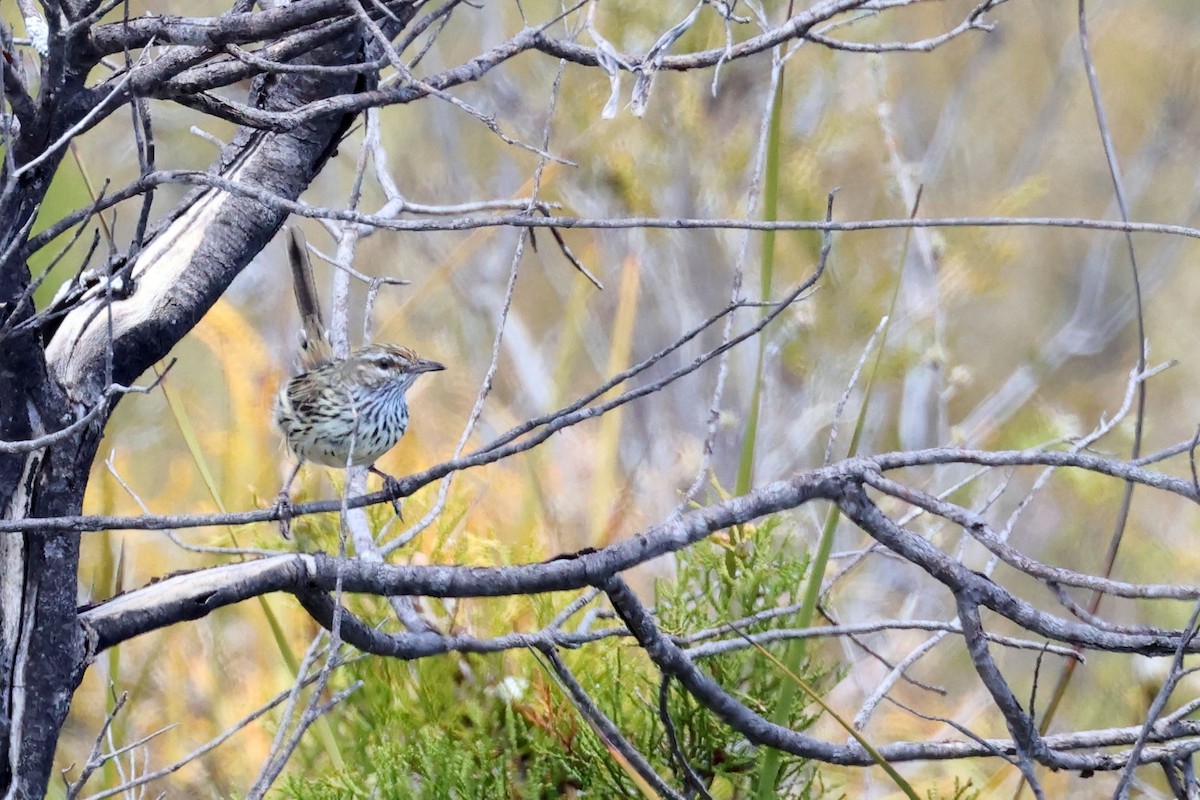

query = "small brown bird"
(275, 342), (444, 469)
(274, 227), (443, 522)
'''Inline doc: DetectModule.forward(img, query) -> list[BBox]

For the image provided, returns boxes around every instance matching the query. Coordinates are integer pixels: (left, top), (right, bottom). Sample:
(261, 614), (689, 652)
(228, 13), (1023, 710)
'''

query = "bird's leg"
(274, 460), (304, 539)
(369, 465), (405, 519)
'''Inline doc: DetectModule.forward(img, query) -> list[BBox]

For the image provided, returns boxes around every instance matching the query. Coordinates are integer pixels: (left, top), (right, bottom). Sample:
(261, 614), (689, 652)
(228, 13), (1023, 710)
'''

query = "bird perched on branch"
(274, 226), (443, 531)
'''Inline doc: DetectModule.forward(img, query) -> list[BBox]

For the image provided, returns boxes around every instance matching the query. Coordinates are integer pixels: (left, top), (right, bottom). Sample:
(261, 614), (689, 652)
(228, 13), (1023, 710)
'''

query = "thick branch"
(75, 464), (1200, 659)
(530, 0), (873, 72)
(84, 0), (362, 57)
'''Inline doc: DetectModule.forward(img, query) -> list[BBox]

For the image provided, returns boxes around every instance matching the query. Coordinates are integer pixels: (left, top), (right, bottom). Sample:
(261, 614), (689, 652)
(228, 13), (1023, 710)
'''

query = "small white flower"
(496, 676), (529, 703)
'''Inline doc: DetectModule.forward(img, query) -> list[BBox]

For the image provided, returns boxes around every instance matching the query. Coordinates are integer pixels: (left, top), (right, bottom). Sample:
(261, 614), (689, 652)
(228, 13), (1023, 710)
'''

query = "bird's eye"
(366, 352), (408, 372)
(367, 354), (394, 370)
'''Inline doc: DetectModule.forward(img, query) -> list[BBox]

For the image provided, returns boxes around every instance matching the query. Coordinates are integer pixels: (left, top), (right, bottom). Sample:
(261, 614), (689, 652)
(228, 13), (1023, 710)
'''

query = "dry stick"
(836, 484), (1200, 767)
(1044, 585), (1173, 637)
(398, 0), (467, 71)
(1112, 602), (1200, 800)
(598, 572), (1103, 771)
(6, 44), (149, 185)
(685, 623), (1075, 661)
(246, 624), (352, 798)
(989, 361), (1155, 575)
(820, 462), (994, 597)
(535, 224), (601, 289)
(844, 470), (1020, 727)
(253, 632), (332, 790)
(0, 282), (812, 533)
(26, 165), (1200, 257)
(805, 0), (998, 52)
(882, 693), (1021, 771)
(472, 292), (803, 459)
(249, 682), (360, 800)
(860, 470), (1197, 602)
(824, 315), (889, 467)
(104, 450), (280, 558)
(0, 190), (98, 344)
(1162, 760), (1192, 799)
(362, 95), (555, 215)
(676, 40), (786, 514)
(1034, 1), (1151, 750)
(658, 676), (715, 800)
(950, 464), (1013, 567)
(380, 55), (569, 557)
(538, 647), (687, 800)
(15, 441), (1200, 544)
(123, 1), (157, 258)
(63, 689), (129, 799)
(79, 646), (349, 800)
(877, 368), (1153, 742)
(1189, 425), (1200, 497)
(358, 0), (574, 165)
(221, 41), (382, 77)
(297, 588), (638, 658)
(92, 720), (181, 785)
(851, 632), (946, 732)
(302, 236), (410, 292)
(16, 221), (106, 342)
(548, 586), (603, 630)
(817, 603), (947, 698)
(956, 598), (1046, 800)
(679, 596), (1060, 655)
(0, 373), (170, 454)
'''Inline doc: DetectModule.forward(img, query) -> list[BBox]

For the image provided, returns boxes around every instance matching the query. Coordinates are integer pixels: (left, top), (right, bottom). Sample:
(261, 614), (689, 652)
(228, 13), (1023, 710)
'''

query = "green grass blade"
(736, 624), (920, 800)
(756, 191), (920, 797)
(735, 64), (785, 500)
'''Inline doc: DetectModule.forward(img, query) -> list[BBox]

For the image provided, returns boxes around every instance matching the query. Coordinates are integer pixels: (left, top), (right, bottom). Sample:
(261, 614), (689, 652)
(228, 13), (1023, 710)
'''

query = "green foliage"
(279, 520), (836, 799)
(655, 517), (829, 796)
(282, 682), (582, 799)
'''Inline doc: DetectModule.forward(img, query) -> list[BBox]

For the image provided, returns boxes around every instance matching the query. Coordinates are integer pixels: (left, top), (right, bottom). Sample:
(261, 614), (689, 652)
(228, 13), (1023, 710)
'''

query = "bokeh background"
(16, 0), (1200, 795)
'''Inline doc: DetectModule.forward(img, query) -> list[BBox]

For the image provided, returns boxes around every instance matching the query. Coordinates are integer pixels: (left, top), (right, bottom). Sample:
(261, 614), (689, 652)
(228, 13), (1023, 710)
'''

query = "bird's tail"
(286, 225), (334, 369)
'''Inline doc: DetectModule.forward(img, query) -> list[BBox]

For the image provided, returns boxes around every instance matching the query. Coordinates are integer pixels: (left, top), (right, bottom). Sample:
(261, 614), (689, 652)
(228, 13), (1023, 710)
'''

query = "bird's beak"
(417, 358), (446, 373)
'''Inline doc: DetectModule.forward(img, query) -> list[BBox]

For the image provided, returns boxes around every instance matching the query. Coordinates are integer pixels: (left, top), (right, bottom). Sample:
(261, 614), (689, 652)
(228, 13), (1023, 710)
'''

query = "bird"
(273, 226), (443, 530)
(275, 341), (444, 469)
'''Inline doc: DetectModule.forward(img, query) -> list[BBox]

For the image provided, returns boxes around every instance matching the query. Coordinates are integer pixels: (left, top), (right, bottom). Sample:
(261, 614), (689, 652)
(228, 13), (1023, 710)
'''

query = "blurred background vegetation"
(17, 0), (1200, 795)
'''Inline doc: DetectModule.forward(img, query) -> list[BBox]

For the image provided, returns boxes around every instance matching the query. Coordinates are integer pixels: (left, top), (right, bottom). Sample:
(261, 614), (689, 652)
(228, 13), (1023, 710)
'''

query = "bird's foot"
(273, 491), (296, 540)
(370, 467), (405, 520)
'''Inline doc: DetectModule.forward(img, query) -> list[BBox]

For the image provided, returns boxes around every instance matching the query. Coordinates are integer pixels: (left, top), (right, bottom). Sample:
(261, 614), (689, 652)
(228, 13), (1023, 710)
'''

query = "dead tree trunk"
(0, 9), (394, 793)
